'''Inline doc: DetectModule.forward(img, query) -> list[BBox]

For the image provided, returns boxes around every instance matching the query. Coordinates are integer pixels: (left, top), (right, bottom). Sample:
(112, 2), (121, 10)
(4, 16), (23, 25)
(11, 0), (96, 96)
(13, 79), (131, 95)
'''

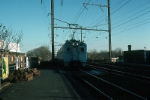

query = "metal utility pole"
(108, 0), (112, 59)
(81, 27), (82, 42)
(83, 1), (112, 59)
(51, 0), (54, 61)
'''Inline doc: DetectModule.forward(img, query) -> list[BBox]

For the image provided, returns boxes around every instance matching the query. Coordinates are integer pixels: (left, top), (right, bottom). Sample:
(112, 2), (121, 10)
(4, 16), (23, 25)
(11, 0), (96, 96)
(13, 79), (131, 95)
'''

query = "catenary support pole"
(81, 27), (82, 42)
(108, 0), (112, 59)
(51, 0), (54, 61)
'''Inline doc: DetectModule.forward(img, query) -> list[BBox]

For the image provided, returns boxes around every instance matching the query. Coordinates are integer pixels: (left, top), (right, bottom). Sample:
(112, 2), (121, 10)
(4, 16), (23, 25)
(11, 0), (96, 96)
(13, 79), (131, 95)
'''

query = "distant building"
(0, 50), (25, 67)
(8, 42), (20, 52)
(124, 45), (150, 64)
(0, 41), (25, 68)
(124, 50), (150, 64)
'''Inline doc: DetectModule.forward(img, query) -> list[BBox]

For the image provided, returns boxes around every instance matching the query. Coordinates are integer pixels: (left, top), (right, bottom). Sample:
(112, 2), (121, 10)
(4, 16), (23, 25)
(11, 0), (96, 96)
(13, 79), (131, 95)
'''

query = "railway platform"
(0, 66), (82, 100)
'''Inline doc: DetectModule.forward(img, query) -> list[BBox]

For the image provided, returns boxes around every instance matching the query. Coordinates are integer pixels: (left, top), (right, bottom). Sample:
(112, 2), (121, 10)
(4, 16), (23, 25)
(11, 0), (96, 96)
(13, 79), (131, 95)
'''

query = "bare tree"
(0, 24), (24, 70)
(87, 49), (99, 60)
(0, 23), (23, 52)
(112, 48), (123, 57)
(26, 45), (52, 61)
(87, 48), (123, 60)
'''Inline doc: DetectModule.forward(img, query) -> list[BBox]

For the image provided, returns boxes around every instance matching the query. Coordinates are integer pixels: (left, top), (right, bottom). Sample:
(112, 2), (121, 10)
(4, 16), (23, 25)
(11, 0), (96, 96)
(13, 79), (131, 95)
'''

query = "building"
(0, 41), (25, 68)
(124, 45), (150, 64)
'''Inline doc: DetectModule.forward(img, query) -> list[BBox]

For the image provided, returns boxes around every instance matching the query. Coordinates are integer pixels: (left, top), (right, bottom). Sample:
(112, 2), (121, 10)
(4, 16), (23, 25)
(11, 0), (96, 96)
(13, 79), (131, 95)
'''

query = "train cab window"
(67, 47), (71, 51)
(81, 47), (84, 52)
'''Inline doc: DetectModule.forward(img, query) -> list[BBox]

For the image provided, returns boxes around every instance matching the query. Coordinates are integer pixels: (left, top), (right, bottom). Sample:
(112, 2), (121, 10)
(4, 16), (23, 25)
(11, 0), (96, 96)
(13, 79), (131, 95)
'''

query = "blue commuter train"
(57, 39), (87, 68)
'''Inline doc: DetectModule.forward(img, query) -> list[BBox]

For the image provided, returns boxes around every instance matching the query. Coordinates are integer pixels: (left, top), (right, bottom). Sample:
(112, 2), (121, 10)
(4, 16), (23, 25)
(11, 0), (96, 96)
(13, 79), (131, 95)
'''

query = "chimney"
(128, 45), (131, 51)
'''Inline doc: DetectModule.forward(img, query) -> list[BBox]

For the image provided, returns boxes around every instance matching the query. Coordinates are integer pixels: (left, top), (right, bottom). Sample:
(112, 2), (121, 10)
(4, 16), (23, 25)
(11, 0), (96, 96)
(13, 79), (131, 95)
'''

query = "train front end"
(69, 40), (87, 69)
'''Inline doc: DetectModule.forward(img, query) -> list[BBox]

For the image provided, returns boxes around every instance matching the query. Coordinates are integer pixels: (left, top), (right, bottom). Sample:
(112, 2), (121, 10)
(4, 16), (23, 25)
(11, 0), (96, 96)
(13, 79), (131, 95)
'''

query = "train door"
(64, 46), (72, 63)
(78, 44), (87, 67)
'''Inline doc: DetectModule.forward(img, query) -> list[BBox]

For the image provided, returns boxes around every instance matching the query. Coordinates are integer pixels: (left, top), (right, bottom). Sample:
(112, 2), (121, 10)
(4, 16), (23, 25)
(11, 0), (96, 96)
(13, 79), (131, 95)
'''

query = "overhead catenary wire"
(111, 0), (124, 11)
(56, 0), (64, 44)
(55, 1), (85, 40)
(57, 0), (88, 39)
(81, 0), (107, 42)
(87, 0), (131, 29)
(54, 0), (150, 52)
(91, 0), (150, 29)
(112, 18), (150, 36)
(64, 0), (93, 40)
(40, 0), (51, 45)
(112, 1), (150, 21)
(72, 0), (92, 24)
(85, 0), (124, 29)
(55, 0), (107, 44)
(87, 20), (150, 50)
(112, 8), (150, 30)
(113, 16), (150, 32)
(111, 0), (131, 15)
(112, 6), (150, 28)
(85, 0), (150, 41)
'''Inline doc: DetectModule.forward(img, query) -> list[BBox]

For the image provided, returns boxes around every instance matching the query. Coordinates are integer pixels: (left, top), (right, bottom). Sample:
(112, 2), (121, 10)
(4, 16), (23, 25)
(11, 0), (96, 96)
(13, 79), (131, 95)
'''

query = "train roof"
(65, 39), (86, 44)
(57, 39), (87, 54)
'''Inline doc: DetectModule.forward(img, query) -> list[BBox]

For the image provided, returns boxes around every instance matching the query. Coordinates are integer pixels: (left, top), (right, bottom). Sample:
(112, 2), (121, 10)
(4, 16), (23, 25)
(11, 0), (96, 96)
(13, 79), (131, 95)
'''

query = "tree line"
(87, 48), (123, 60)
(26, 46), (51, 61)
(26, 46), (122, 61)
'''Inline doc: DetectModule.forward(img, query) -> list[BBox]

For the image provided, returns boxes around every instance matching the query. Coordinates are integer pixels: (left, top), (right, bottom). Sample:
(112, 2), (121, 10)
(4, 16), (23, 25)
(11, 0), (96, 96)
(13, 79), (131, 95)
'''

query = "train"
(57, 39), (87, 68)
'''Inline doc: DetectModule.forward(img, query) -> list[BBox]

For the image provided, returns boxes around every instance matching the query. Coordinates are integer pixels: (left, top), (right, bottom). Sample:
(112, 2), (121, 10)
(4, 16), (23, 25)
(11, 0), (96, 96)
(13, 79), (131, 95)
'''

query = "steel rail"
(88, 65), (150, 84)
(80, 69), (147, 100)
(81, 78), (113, 100)
(87, 64), (150, 81)
(94, 62), (150, 74)
(101, 66), (150, 80)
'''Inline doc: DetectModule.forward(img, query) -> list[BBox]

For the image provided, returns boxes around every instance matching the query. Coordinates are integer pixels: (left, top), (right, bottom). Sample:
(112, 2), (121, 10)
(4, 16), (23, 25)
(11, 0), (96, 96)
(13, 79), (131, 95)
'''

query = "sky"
(0, 0), (150, 54)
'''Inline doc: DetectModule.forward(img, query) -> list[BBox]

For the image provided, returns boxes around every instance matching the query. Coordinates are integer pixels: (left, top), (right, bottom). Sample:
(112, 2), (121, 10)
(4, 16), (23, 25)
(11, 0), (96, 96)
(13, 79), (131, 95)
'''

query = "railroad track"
(57, 66), (97, 100)
(88, 62), (150, 82)
(68, 63), (150, 100)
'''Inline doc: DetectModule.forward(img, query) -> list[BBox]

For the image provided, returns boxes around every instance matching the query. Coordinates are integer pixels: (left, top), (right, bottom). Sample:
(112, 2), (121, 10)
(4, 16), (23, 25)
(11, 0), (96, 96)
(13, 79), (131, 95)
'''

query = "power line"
(72, 0), (92, 24)
(114, 17), (150, 31)
(84, 0), (150, 52)
(88, 17), (150, 50)
(54, 0), (150, 52)
(112, 17), (150, 36)
(112, 9), (150, 29)
(111, 0), (131, 15)
(87, 0), (131, 29)
(54, 18), (70, 25)
(86, 0), (122, 28)
(111, 0), (124, 10)
(87, 18), (150, 48)
(58, 0), (90, 40)
(112, 1), (149, 20)
(40, 0), (50, 40)
(80, 1), (108, 42)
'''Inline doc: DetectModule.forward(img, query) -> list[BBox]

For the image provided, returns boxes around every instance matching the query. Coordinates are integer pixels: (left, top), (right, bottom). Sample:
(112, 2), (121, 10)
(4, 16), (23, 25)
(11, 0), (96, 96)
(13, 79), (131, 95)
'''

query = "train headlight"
(72, 43), (74, 45)
(76, 43), (78, 45)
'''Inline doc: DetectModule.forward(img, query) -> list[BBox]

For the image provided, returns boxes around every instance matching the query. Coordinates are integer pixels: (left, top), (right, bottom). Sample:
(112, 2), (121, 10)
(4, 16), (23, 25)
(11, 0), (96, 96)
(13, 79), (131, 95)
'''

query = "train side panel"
(63, 44), (72, 67)
(57, 46), (64, 63)
(78, 44), (87, 67)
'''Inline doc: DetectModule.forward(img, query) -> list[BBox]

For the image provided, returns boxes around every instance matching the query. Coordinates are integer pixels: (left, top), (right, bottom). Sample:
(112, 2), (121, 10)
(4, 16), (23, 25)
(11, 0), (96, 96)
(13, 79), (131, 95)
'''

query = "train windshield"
(81, 47), (84, 52)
